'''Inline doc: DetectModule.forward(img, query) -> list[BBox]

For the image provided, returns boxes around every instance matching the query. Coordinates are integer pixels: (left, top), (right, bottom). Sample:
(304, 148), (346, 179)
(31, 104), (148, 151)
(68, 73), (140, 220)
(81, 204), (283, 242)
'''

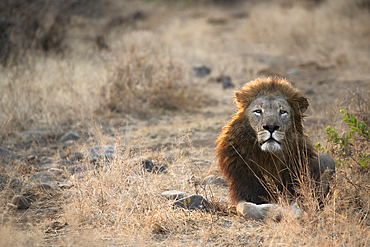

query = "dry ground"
(1, 0), (370, 246)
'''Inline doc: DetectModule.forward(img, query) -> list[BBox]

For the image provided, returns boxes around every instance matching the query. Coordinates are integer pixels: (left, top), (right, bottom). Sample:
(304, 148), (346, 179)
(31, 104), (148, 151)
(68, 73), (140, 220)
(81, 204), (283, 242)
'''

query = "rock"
(68, 152), (84, 161)
(48, 168), (64, 176)
(0, 147), (17, 162)
(207, 17), (228, 25)
(132, 10), (146, 20)
(287, 68), (300, 76)
(22, 130), (51, 137)
(57, 182), (74, 190)
(42, 163), (59, 169)
(130, 156), (167, 173)
(216, 76), (234, 89)
(304, 89), (315, 95)
(67, 165), (84, 173)
(193, 66), (211, 78)
(173, 194), (213, 213)
(56, 159), (75, 167)
(232, 12), (248, 19)
(161, 190), (185, 200)
(203, 175), (229, 187)
(34, 183), (54, 192)
(11, 195), (32, 209)
(82, 145), (123, 164)
(30, 171), (55, 183)
(40, 156), (52, 164)
(59, 131), (82, 143)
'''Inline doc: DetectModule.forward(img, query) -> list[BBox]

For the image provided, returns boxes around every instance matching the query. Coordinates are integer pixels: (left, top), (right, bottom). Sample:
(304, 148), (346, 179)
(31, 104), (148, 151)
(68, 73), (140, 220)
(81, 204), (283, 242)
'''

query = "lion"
(215, 77), (335, 220)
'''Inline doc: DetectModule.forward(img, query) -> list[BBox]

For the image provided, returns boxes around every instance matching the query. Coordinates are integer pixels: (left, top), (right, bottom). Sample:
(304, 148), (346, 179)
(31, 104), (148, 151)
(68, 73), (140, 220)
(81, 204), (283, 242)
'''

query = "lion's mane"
(216, 77), (317, 205)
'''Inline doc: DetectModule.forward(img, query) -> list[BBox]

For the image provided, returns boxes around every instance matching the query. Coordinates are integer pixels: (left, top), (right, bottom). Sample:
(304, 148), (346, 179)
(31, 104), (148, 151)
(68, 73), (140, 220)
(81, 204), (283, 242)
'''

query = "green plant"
(316, 110), (370, 167)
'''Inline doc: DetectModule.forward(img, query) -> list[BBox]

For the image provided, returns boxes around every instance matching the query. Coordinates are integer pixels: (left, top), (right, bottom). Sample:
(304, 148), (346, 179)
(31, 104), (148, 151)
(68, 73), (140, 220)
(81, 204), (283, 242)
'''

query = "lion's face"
(246, 95), (292, 152)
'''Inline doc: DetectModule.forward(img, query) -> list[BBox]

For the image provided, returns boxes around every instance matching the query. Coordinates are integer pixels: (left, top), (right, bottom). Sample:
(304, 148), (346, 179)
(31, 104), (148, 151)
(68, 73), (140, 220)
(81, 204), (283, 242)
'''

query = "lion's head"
(234, 77), (309, 153)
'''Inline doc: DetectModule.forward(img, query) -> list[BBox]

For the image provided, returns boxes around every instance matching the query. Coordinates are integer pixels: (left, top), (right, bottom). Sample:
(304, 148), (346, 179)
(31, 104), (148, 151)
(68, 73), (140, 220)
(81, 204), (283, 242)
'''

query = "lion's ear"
(235, 91), (242, 103)
(298, 96), (309, 114)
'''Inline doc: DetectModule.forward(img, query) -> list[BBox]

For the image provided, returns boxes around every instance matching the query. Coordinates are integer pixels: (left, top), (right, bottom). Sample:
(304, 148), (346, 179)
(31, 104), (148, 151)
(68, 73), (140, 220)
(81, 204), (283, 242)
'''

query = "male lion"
(216, 77), (335, 220)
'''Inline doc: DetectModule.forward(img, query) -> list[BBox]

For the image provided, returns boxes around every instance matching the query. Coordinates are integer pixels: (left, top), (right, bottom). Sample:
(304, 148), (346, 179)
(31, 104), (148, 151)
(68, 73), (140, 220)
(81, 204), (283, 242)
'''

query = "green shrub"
(317, 109), (370, 167)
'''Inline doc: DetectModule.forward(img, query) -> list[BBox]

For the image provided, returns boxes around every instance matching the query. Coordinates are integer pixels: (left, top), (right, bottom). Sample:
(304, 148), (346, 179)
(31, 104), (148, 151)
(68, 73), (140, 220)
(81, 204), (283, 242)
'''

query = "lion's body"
(216, 77), (334, 219)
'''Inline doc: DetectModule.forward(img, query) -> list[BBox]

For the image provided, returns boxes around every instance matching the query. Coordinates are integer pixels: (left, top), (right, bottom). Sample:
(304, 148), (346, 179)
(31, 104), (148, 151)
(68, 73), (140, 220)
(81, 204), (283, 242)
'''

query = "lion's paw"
(237, 201), (278, 220)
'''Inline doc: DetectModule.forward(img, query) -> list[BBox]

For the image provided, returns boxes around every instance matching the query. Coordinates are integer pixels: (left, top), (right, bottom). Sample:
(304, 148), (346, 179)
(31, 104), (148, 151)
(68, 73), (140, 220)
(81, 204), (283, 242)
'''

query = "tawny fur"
(216, 77), (317, 205)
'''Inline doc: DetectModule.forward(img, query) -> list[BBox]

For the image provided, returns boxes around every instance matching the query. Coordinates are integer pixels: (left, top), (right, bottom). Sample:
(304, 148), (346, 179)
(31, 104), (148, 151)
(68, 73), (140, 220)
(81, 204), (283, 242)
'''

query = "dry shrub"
(101, 48), (205, 118)
(64, 138), (218, 245)
(0, 58), (106, 134)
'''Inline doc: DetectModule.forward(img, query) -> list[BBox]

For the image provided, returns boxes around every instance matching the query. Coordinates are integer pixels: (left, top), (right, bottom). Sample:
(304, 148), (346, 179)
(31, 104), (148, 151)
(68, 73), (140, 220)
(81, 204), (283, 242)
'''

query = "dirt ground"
(1, 0), (370, 246)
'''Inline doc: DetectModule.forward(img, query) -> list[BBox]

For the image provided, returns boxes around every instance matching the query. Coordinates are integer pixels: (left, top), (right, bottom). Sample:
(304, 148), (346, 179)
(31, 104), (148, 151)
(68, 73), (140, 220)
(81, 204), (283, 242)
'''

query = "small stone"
(287, 68), (300, 76)
(193, 66), (211, 78)
(68, 152), (83, 161)
(130, 157), (167, 173)
(41, 156), (52, 164)
(42, 163), (59, 169)
(57, 182), (74, 190)
(232, 12), (248, 19)
(161, 190), (185, 200)
(203, 175), (229, 187)
(35, 183), (54, 192)
(48, 168), (64, 175)
(215, 75), (234, 89)
(11, 195), (32, 209)
(173, 194), (213, 213)
(56, 159), (75, 167)
(22, 130), (51, 137)
(82, 145), (123, 164)
(30, 171), (55, 183)
(305, 89), (315, 95)
(0, 147), (17, 161)
(59, 131), (82, 143)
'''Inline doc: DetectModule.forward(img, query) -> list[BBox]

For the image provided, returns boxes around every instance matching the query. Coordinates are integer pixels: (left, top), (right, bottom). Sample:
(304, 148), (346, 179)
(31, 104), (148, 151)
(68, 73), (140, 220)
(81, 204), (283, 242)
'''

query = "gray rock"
(216, 76), (234, 89)
(130, 156), (167, 173)
(22, 130), (51, 137)
(42, 163), (59, 169)
(0, 147), (17, 161)
(48, 168), (64, 176)
(30, 171), (55, 183)
(34, 183), (54, 192)
(40, 156), (52, 164)
(203, 175), (229, 187)
(57, 182), (74, 190)
(193, 66), (211, 78)
(82, 145), (123, 164)
(57, 159), (75, 166)
(173, 194), (213, 213)
(68, 152), (83, 161)
(287, 68), (300, 76)
(161, 190), (185, 200)
(11, 195), (33, 209)
(59, 131), (82, 143)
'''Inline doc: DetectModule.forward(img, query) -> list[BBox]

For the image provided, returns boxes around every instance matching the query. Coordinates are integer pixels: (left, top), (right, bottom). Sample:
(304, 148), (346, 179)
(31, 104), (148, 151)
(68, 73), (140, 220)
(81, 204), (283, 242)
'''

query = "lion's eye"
(280, 110), (288, 115)
(254, 109), (262, 114)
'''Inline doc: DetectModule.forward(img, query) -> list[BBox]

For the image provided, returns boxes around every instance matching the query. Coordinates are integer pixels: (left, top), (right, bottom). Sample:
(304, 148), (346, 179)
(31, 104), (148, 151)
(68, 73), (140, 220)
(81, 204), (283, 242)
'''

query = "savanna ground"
(1, 0), (370, 246)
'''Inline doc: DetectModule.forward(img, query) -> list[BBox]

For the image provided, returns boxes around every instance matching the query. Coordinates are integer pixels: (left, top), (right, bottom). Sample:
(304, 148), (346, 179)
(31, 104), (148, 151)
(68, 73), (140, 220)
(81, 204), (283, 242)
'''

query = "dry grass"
(101, 48), (206, 118)
(0, 0), (370, 246)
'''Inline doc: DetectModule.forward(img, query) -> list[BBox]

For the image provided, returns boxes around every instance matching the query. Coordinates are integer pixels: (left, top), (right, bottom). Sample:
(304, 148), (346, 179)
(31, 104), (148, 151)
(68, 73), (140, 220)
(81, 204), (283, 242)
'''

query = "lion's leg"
(237, 201), (304, 220)
(237, 201), (278, 220)
(313, 153), (335, 198)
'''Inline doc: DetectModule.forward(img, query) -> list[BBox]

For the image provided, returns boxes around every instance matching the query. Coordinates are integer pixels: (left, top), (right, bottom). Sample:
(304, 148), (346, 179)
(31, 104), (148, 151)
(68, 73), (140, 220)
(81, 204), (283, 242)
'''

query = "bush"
(316, 109), (370, 167)
(101, 49), (207, 118)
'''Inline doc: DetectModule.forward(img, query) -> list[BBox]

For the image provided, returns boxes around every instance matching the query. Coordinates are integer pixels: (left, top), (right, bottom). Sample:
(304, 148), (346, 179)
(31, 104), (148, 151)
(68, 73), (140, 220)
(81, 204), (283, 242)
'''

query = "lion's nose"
(263, 123), (280, 133)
